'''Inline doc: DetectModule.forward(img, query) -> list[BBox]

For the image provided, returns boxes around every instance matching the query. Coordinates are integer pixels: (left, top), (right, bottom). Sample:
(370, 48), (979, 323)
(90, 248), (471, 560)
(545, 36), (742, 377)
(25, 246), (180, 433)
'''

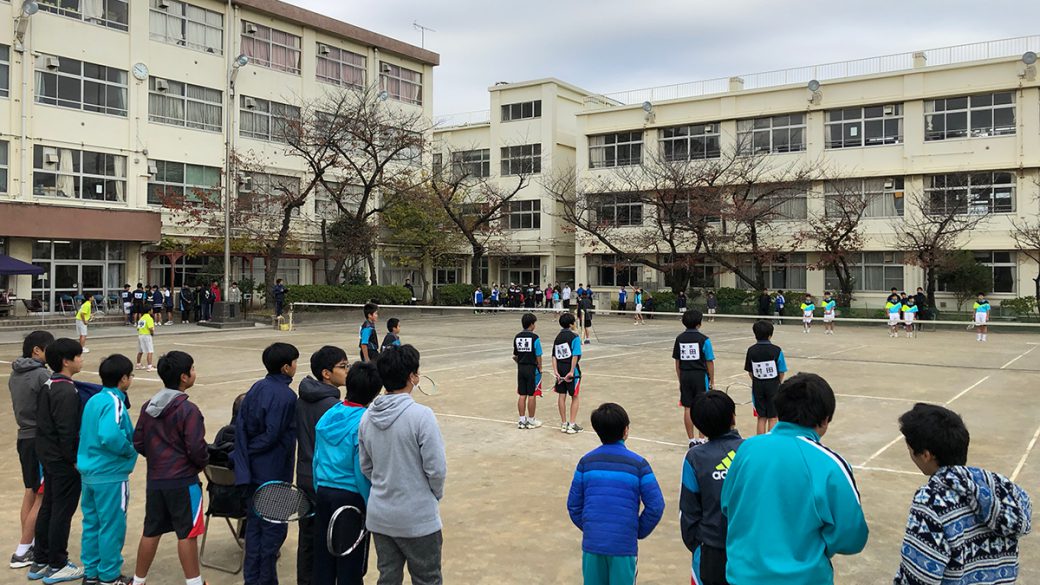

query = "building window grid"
(148, 0), (224, 54)
(501, 100), (542, 122)
(660, 123), (722, 161)
(316, 44), (366, 88)
(241, 21), (302, 75)
(500, 144), (541, 176)
(32, 145), (127, 203)
(924, 92), (1015, 141)
(450, 149), (491, 178)
(0, 44), (8, 98)
(239, 172), (300, 214)
(240, 96), (301, 143)
(594, 194), (643, 227)
(762, 192), (808, 220)
(506, 200), (541, 230)
(0, 141), (7, 194)
(147, 160), (221, 206)
(825, 178), (905, 218)
(738, 114), (806, 154)
(825, 104), (903, 148)
(148, 77), (222, 132)
(38, 0), (129, 32)
(35, 55), (128, 117)
(380, 62), (422, 105)
(825, 252), (904, 292)
(755, 253), (807, 290)
(589, 131), (643, 168)
(925, 171), (1015, 215)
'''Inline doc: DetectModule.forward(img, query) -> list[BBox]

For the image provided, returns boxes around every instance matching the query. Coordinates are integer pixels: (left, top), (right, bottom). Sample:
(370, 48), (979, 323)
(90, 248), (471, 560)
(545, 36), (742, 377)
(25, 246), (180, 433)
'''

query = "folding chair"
(199, 465), (247, 574)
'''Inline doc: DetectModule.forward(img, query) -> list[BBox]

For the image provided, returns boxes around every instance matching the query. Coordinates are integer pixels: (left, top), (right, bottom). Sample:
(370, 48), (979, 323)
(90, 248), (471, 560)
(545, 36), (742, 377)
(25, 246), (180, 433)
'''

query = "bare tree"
(1010, 188), (1040, 302)
(798, 181), (868, 306)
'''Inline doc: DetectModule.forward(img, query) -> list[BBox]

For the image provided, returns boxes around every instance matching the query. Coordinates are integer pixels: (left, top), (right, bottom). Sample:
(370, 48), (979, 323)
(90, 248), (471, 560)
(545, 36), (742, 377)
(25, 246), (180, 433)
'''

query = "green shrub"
(285, 284), (412, 307)
(715, 287), (754, 310)
(649, 291), (677, 312)
(1001, 296), (1039, 319)
(435, 283), (482, 306)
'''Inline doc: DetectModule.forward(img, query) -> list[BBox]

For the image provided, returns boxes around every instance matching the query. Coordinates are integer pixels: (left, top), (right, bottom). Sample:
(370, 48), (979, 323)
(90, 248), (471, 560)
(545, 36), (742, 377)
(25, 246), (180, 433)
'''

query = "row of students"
(358, 302), (403, 364)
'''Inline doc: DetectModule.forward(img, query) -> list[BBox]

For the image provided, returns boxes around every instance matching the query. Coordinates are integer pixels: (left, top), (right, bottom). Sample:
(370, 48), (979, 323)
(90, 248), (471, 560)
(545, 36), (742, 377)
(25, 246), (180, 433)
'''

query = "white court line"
(1011, 423), (1040, 482)
(433, 412), (684, 447)
(836, 393), (919, 403)
(1001, 346), (1038, 370)
(173, 342), (270, 352)
(808, 345), (867, 360)
(945, 375), (991, 405)
(853, 465), (920, 477)
(587, 372), (674, 383)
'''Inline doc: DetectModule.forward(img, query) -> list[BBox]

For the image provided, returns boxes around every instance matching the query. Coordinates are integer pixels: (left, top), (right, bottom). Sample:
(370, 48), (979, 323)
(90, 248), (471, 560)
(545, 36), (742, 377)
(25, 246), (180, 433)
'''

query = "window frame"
(924, 92), (1016, 141)
(593, 193), (643, 227)
(238, 171), (301, 215)
(239, 95), (301, 143)
(148, 76), (222, 132)
(588, 131), (643, 168)
(316, 44), (366, 88)
(737, 113), (806, 154)
(450, 149), (491, 179)
(38, 0), (129, 32)
(147, 160), (222, 207)
(240, 20), (302, 75)
(824, 252), (904, 292)
(32, 145), (128, 203)
(825, 104), (903, 149)
(0, 44), (9, 98)
(0, 140), (8, 194)
(506, 199), (541, 230)
(825, 178), (905, 218)
(500, 100), (542, 122)
(148, 0), (224, 55)
(500, 144), (542, 176)
(659, 123), (722, 161)
(380, 62), (422, 105)
(924, 171), (1016, 215)
(34, 54), (128, 117)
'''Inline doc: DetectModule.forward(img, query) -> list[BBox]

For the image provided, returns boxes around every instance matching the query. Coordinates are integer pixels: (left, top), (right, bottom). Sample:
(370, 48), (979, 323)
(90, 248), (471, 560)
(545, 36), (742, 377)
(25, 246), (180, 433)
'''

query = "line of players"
(796, 290), (993, 340)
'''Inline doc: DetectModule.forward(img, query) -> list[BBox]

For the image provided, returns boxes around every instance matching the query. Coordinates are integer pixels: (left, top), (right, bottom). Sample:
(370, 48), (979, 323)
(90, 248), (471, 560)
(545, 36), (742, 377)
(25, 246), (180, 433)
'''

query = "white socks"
(133, 577), (146, 585)
(14, 543), (31, 556)
(186, 577), (203, 585)
(519, 416), (527, 423)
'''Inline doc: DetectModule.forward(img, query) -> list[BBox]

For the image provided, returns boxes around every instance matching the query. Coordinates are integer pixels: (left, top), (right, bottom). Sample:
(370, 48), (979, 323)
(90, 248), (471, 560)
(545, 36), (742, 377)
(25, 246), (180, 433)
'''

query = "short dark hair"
(386, 317), (400, 332)
(752, 320), (774, 341)
(376, 344), (420, 391)
(99, 354), (134, 388)
(899, 403), (970, 467)
(310, 345), (347, 380)
(682, 310), (703, 329)
(591, 403), (629, 444)
(346, 361), (383, 405)
(690, 391), (735, 439)
(521, 313), (537, 329)
(45, 338), (82, 373)
(22, 330), (55, 359)
(977, 291), (986, 296)
(559, 313), (575, 329)
(364, 302), (379, 318)
(775, 373), (836, 428)
(262, 342), (300, 375)
(276, 278), (284, 284)
(157, 351), (194, 389)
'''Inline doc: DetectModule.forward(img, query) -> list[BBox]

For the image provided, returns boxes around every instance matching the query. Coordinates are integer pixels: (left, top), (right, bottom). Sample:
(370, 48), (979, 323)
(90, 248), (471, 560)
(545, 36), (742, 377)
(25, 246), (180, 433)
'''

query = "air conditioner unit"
(147, 160), (158, 176)
(155, 78), (169, 92)
(381, 63), (393, 73)
(44, 150), (59, 165)
(883, 178), (894, 190)
(884, 252), (895, 263)
(238, 175), (253, 191)
(45, 56), (60, 70)
(157, 0), (170, 8)
(243, 97), (257, 110)
(883, 105), (895, 116)
(245, 22), (258, 34)
(318, 44), (331, 56)
(704, 124), (715, 133)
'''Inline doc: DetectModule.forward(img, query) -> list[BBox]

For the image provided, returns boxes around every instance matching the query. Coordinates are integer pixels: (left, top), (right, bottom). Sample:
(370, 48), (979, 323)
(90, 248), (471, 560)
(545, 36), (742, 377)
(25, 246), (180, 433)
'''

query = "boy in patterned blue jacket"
(567, 403), (665, 584)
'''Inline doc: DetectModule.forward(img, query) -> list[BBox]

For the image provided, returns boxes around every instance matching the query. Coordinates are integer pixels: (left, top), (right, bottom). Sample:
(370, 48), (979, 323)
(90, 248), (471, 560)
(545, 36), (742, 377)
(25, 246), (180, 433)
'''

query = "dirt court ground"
(1, 308), (1038, 585)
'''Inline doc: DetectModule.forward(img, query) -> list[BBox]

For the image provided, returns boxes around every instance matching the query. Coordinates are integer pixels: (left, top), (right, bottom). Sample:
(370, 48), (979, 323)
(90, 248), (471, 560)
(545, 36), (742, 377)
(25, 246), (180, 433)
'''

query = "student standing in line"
(359, 303), (380, 363)
(513, 313), (543, 430)
(673, 310), (715, 447)
(744, 321), (787, 435)
(902, 297), (919, 339)
(973, 292), (991, 342)
(800, 294), (815, 334)
(821, 291), (837, 335)
(553, 314), (584, 434)
(178, 284), (194, 324)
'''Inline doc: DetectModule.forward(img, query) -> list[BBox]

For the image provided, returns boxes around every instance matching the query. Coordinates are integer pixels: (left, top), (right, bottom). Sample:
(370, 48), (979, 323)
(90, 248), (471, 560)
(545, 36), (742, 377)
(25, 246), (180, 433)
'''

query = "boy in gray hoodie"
(359, 344), (447, 585)
(7, 330), (54, 569)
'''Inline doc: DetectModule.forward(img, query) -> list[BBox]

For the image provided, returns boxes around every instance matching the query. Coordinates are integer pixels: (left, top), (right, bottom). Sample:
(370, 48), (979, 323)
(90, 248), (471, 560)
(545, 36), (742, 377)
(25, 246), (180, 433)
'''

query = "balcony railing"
(435, 109), (491, 128)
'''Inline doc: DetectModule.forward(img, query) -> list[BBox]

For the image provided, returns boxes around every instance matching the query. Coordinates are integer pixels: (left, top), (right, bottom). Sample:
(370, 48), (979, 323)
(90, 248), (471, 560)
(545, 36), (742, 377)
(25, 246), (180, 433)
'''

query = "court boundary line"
(1011, 423), (1040, 482)
(433, 412), (685, 447)
(1001, 345), (1038, 370)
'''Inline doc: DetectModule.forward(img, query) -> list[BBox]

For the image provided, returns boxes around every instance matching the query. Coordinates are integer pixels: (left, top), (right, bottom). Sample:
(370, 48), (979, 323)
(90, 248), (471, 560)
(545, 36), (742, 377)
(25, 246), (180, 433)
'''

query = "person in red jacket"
(131, 351), (209, 585)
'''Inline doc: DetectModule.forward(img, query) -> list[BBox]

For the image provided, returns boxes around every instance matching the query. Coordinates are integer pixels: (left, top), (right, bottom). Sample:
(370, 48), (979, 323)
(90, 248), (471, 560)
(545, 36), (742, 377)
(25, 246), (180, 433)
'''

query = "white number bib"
(679, 342), (701, 361)
(751, 360), (778, 380)
(554, 343), (572, 360)
(515, 337), (533, 352)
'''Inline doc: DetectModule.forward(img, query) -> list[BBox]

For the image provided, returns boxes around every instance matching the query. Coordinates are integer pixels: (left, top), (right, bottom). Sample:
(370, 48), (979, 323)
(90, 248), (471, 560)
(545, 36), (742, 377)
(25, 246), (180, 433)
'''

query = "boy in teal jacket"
(721, 372), (868, 585)
(77, 354), (138, 585)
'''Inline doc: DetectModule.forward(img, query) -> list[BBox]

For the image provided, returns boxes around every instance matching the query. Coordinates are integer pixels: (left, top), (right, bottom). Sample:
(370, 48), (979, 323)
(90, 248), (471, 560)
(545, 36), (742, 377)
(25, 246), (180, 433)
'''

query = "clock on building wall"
(132, 63), (149, 82)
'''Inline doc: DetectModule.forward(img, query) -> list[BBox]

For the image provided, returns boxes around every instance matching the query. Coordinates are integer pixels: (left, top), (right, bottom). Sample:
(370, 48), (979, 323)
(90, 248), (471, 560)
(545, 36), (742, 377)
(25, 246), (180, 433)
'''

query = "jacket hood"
(299, 376), (341, 403)
(366, 393), (414, 430)
(145, 388), (187, 418)
(12, 357), (47, 374)
(935, 466), (1032, 538)
(315, 403), (366, 447)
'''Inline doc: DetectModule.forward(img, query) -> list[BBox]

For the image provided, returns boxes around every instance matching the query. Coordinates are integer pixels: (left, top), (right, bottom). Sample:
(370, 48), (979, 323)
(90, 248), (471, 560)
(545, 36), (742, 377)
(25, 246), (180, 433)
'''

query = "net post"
(289, 303), (294, 331)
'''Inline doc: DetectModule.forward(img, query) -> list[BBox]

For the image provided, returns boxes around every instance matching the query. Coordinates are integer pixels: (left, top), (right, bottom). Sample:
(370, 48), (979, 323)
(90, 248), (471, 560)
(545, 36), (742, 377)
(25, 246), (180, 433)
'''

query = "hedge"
(435, 283), (481, 306)
(285, 284), (413, 307)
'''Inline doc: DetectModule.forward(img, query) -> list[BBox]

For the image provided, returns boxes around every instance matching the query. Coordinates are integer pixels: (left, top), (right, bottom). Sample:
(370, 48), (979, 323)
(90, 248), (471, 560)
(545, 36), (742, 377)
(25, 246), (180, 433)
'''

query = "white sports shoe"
(81, 347), (90, 353)
(526, 418), (543, 429)
(42, 562), (84, 584)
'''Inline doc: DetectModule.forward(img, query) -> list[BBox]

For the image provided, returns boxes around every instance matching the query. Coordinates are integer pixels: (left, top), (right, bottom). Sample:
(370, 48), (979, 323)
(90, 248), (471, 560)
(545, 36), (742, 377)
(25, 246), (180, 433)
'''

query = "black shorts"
(583, 319), (592, 328)
(563, 299), (570, 309)
(143, 483), (205, 539)
(618, 302), (626, 311)
(679, 370), (708, 407)
(554, 376), (581, 397)
(17, 438), (41, 490)
(752, 381), (780, 419)
(517, 365), (539, 396)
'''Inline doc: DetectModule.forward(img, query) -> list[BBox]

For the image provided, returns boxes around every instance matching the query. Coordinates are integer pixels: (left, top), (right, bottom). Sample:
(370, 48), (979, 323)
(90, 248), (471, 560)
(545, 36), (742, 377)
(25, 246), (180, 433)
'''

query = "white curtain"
(58, 148), (75, 198)
(82, 0), (103, 21)
(114, 156), (126, 202)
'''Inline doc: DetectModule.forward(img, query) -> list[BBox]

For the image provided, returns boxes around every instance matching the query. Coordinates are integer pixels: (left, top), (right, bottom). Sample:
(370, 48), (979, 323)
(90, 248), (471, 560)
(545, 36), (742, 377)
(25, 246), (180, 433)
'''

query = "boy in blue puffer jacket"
(78, 354), (137, 585)
(567, 403), (665, 584)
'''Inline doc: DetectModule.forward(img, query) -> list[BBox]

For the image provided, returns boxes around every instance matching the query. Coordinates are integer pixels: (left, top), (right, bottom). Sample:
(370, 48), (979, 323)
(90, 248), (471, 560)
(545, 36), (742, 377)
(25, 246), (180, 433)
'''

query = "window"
(593, 193), (643, 227)
(825, 252), (904, 292)
(149, 0), (223, 54)
(0, 44), (9, 98)
(660, 123), (721, 161)
(380, 63), (422, 105)
(0, 141), (7, 193)
(450, 149), (491, 178)
(925, 93), (1015, 140)
(738, 114), (806, 154)
(596, 255), (640, 287)
(241, 21), (301, 74)
(240, 96), (300, 143)
(506, 200), (541, 230)
(32, 145), (127, 202)
(925, 171), (1015, 215)
(147, 160), (220, 206)
(500, 144), (541, 175)
(148, 77), (221, 132)
(238, 172), (300, 213)
(825, 104), (903, 148)
(975, 251), (1016, 293)
(39, 0), (128, 31)
(434, 264), (461, 285)
(763, 192), (807, 220)
(825, 178), (905, 218)
(758, 254), (807, 290)
(314, 183), (359, 217)
(316, 44), (365, 88)
(35, 54), (128, 116)
(501, 100), (541, 122)
(589, 132), (643, 168)
(432, 153), (443, 176)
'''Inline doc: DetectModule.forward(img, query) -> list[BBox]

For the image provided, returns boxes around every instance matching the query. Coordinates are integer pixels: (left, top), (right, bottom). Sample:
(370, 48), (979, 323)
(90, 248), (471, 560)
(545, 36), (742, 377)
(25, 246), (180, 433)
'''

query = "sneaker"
(569, 423), (584, 434)
(518, 420), (526, 430)
(42, 562), (84, 584)
(10, 547), (33, 569)
(99, 575), (131, 585)
(81, 347), (91, 353)
(83, 578), (100, 585)
(561, 422), (570, 433)
(566, 424), (577, 434)
(526, 418), (543, 429)
(146, 365), (154, 372)
(26, 562), (48, 580)
(136, 363), (144, 370)
(164, 321), (173, 326)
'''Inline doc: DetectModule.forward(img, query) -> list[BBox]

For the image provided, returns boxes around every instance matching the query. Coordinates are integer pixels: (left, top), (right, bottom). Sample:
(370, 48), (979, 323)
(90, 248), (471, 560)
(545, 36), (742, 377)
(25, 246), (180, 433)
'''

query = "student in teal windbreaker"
(77, 354), (138, 585)
(721, 372), (868, 585)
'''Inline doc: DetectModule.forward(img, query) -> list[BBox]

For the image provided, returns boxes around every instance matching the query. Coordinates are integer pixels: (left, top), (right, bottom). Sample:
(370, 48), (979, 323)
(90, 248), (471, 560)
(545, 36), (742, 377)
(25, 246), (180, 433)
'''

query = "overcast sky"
(286, 0), (1040, 115)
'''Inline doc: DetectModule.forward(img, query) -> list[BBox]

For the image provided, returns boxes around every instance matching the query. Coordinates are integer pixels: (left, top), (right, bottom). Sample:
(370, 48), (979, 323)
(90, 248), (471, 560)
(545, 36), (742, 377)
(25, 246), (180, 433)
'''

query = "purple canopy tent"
(0, 254), (44, 276)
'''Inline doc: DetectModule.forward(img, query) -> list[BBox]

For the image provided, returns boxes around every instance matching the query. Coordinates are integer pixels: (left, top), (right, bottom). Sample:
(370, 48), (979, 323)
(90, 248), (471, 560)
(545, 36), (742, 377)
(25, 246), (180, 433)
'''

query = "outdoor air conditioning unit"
(704, 124), (715, 133)
(883, 178), (894, 190)
(45, 56), (60, 69)
(147, 160), (158, 176)
(884, 252), (895, 263)
(243, 97), (257, 110)
(318, 44), (331, 56)
(883, 105), (895, 116)
(381, 63), (393, 73)
(238, 175), (253, 191)
(157, 0), (170, 8)
(155, 78), (169, 92)
(44, 149), (59, 165)
(245, 22), (258, 34)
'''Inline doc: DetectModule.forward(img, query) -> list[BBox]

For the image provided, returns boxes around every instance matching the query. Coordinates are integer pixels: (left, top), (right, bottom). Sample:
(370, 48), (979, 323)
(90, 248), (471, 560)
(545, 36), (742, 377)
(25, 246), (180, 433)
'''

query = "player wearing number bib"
(821, 293), (836, 335)
(513, 313), (544, 430)
(552, 314), (583, 434)
(359, 303), (380, 362)
(886, 299), (902, 337)
(744, 321), (787, 435)
(800, 296), (815, 334)
(902, 298), (918, 338)
(973, 293), (991, 342)
(673, 310), (715, 447)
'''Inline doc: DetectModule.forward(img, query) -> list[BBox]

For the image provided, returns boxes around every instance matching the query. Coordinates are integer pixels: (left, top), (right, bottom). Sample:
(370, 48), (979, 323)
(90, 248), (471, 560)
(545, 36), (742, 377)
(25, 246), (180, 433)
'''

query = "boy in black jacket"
(29, 338), (85, 582)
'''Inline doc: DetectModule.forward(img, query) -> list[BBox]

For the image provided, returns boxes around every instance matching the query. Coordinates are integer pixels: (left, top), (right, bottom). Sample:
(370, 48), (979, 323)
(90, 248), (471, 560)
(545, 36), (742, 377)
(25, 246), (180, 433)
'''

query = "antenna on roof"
(413, 21), (436, 49)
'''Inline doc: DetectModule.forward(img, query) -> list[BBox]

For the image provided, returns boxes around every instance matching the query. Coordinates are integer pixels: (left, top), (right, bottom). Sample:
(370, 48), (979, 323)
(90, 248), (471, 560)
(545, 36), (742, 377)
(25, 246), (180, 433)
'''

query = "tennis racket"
(723, 382), (754, 406)
(966, 322), (976, 330)
(252, 481), (313, 523)
(416, 375), (439, 396)
(328, 505), (368, 557)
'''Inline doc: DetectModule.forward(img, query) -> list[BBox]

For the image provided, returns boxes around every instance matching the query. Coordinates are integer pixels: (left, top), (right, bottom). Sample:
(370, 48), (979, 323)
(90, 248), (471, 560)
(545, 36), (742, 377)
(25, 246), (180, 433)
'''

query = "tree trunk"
(366, 251), (378, 285)
(663, 266), (691, 294)
(926, 266), (937, 311)
(320, 219), (335, 285)
(470, 244), (486, 285)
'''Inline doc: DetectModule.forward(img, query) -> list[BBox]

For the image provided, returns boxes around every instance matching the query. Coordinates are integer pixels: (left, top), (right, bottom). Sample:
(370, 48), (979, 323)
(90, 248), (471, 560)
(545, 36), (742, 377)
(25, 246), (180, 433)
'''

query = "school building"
(0, 0), (437, 312)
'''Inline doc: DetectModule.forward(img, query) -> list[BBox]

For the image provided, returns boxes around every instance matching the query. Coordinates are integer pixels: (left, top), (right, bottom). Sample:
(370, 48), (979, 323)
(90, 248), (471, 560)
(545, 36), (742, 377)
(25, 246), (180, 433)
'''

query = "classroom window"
(660, 123), (721, 161)
(589, 131), (643, 168)
(0, 45), (9, 98)
(147, 160), (220, 206)
(316, 44), (365, 88)
(148, 0), (223, 54)
(762, 192), (807, 220)
(825, 252), (904, 292)
(450, 149), (491, 178)
(148, 77), (221, 132)
(240, 96), (300, 143)
(238, 172), (301, 215)
(506, 200), (541, 230)
(241, 21), (301, 74)
(501, 100), (542, 122)
(976, 251), (1016, 293)
(596, 256), (640, 288)
(924, 92), (1015, 141)
(593, 193), (643, 227)
(32, 145), (127, 202)
(761, 253), (807, 290)
(35, 54), (128, 117)
(0, 141), (8, 194)
(825, 178), (905, 218)
(925, 171), (1015, 215)
(39, 0), (129, 32)
(432, 153), (443, 176)
(500, 144), (541, 175)
(434, 264), (461, 285)
(380, 62), (422, 105)
(825, 104), (903, 148)
(737, 114), (806, 154)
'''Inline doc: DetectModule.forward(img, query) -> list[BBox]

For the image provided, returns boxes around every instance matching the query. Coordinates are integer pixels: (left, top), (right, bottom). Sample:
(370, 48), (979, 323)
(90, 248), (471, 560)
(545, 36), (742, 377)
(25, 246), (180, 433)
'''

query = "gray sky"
(286, 0), (1040, 115)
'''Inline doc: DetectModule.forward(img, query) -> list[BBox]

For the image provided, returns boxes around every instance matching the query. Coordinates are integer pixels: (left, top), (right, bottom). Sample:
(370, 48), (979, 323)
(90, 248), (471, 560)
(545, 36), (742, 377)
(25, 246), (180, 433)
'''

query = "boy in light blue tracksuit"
(77, 354), (137, 585)
(721, 373), (868, 585)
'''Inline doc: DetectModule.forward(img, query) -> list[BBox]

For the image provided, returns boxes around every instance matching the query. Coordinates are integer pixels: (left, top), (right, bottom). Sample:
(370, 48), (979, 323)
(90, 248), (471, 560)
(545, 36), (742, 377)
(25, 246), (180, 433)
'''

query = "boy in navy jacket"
(567, 403), (665, 584)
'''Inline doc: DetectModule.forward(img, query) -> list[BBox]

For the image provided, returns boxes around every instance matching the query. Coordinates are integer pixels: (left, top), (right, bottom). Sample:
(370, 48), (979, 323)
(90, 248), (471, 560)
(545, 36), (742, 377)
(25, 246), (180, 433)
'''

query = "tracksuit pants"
(312, 487), (368, 585)
(582, 552), (637, 585)
(297, 484), (315, 585)
(372, 531), (441, 585)
(81, 480), (129, 581)
(35, 466), (81, 569)
(245, 484), (289, 585)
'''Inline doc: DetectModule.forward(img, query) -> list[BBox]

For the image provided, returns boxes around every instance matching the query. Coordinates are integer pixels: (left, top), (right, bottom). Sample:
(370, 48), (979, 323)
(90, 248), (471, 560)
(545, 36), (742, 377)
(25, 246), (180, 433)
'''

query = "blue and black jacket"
(232, 373), (297, 486)
(78, 386), (137, 485)
(313, 402), (371, 500)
